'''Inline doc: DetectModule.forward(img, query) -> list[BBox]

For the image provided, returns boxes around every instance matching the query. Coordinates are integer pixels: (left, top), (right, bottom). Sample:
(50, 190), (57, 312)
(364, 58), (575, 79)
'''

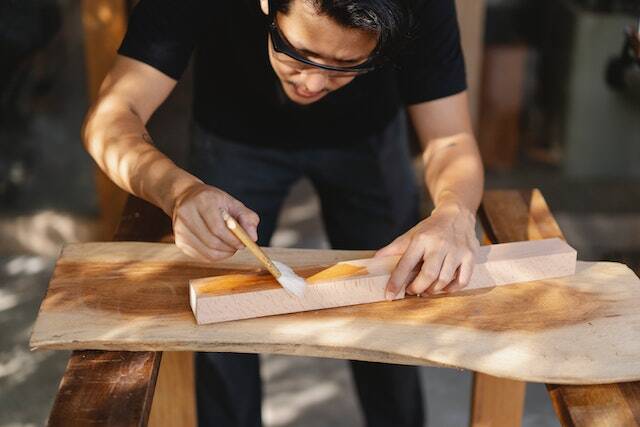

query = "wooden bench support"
(49, 350), (161, 427)
(149, 352), (197, 427)
(471, 374), (526, 427)
(468, 189), (561, 427)
(547, 383), (640, 427)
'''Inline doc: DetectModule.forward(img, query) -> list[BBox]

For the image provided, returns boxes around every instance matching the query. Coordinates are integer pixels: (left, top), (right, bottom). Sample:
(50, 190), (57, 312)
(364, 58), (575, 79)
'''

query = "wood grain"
(48, 349), (161, 427)
(189, 239), (576, 324)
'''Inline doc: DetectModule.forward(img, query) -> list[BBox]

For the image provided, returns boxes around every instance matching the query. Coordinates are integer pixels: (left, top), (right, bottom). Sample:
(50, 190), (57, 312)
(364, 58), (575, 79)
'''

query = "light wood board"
(30, 241), (640, 384)
(190, 238), (576, 324)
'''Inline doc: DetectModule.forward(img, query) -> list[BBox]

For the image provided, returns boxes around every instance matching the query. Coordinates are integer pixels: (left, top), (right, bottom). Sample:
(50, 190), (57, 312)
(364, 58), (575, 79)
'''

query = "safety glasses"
(267, 0), (380, 75)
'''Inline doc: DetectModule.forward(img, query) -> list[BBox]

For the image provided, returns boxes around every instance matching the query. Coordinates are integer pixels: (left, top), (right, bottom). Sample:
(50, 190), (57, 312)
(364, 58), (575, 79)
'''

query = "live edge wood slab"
(31, 239), (640, 385)
(190, 238), (577, 324)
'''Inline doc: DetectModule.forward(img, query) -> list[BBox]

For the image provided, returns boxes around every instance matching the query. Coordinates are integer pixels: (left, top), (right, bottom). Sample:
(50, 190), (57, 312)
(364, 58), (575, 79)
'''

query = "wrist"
(431, 198), (476, 226)
(163, 173), (204, 218)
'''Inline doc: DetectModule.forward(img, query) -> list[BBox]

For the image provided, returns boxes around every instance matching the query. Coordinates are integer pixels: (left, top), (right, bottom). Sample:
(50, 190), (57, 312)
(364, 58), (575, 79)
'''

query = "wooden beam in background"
(80, 0), (130, 239)
(455, 0), (487, 128)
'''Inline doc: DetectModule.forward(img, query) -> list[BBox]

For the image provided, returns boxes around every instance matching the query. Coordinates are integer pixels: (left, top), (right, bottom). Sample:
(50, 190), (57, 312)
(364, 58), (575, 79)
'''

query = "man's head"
(260, 0), (407, 105)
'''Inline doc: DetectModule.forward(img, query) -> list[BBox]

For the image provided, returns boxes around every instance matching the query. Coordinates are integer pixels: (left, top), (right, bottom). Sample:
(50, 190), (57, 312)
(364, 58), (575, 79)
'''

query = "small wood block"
(189, 238), (577, 325)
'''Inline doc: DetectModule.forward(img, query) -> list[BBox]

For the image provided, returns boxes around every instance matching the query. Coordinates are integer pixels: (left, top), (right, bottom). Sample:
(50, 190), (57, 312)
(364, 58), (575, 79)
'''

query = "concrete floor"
(1, 1), (639, 426)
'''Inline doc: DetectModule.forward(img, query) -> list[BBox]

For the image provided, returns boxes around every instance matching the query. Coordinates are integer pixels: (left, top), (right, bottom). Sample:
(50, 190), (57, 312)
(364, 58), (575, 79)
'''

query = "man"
(82, 0), (484, 425)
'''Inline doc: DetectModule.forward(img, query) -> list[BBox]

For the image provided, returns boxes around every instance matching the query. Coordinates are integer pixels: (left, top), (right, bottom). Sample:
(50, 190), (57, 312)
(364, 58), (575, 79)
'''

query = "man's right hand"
(172, 183), (260, 262)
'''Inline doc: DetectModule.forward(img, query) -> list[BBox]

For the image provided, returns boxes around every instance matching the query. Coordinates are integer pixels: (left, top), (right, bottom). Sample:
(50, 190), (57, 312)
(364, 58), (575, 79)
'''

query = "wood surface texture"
(48, 197), (174, 426)
(190, 238), (576, 324)
(479, 189), (640, 427)
(48, 350), (161, 427)
(31, 240), (640, 383)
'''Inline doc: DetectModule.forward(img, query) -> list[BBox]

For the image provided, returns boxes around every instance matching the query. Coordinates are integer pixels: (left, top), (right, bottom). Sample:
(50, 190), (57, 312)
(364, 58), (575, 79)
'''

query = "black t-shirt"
(118, 0), (466, 148)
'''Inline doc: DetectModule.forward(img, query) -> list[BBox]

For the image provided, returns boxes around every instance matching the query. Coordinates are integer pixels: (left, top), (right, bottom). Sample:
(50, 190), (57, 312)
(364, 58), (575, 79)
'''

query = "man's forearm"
(422, 132), (484, 215)
(82, 98), (201, 216)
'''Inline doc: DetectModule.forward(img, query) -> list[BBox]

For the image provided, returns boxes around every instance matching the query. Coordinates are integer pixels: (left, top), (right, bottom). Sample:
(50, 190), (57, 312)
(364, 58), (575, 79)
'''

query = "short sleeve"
(117, 0), (202, 80)
(396, 0), (467, 105)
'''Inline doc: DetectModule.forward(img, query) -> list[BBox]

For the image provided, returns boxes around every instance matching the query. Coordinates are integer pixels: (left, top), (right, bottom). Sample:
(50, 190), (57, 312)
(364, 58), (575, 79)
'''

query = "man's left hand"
(376, 203), (479, 299)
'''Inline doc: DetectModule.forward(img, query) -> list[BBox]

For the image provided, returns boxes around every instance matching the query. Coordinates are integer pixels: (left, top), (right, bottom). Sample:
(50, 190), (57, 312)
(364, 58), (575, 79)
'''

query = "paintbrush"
(221, 210), (307, 297)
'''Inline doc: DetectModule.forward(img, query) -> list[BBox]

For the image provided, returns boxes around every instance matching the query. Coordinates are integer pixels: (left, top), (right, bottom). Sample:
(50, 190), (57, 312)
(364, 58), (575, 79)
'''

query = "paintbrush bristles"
(220, 210), (308, 297)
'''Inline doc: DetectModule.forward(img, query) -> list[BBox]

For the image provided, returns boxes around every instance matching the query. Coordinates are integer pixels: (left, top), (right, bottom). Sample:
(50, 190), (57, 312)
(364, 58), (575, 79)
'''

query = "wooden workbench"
(44, 189), (640, 426)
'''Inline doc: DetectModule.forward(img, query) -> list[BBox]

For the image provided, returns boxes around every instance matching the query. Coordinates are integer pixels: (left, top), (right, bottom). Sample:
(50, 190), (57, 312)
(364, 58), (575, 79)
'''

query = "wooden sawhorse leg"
(471, 373), (526, 427)
(148, 352), (198, 427)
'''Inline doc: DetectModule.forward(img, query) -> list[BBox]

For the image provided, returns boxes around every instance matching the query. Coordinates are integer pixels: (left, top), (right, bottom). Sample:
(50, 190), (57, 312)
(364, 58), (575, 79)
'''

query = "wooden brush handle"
(221, 210), (282, 279)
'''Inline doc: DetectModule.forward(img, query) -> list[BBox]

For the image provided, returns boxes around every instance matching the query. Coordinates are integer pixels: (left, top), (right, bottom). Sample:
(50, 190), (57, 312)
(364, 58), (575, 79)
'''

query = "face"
(261, 0), (378, 105)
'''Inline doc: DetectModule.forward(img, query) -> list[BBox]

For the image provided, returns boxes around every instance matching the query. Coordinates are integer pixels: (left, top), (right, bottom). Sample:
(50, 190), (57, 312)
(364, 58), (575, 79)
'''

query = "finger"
(226, 201), (261, 243)
(174, 227), (211, 262)
(375, 234), (411, 258)
(175, 221), (234, 262)
(201, 209), (246, 250)
(402, 267), (422, 295)
(237, 210), (260, 242)
(385, 240), (425, 299)
(177, 206), (237, 252)
(405, 249), (446, 295)
(446, 253), (475, 293)
(431, 253), (460, 294)
(192, 210), (239, 252)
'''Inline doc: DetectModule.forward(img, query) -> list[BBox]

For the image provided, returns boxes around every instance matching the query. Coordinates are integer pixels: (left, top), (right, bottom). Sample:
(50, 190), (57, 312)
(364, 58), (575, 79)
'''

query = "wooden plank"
(479, 189), (640, 427)
(148, 352), (197, 427)
(48, 198), (170, 426)
(190, 238), (576, 324)
(30, 239), (640, 384)
(80, 0), (130, 239)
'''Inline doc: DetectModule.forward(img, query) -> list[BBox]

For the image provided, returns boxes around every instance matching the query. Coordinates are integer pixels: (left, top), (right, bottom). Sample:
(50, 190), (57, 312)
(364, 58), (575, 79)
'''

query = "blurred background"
(1, 0), (639, 425)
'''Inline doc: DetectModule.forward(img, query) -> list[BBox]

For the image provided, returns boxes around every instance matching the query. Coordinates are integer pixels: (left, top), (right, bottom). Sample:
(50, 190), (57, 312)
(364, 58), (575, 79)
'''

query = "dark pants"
(189, 112), (425, 427)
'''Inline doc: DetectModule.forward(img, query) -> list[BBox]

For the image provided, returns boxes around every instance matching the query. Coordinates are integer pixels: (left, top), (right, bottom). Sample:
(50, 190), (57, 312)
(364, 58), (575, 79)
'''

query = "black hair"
(274, 0), (412, 58)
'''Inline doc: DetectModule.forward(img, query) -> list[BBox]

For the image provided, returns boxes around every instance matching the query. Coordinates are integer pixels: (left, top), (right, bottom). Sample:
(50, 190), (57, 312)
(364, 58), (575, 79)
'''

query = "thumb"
(375, 234), (410, 258)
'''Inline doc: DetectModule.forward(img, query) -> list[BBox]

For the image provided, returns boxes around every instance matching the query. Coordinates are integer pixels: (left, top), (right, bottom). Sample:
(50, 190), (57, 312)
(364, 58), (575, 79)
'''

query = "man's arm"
(83, 55), (259, 261)
(378, 91), (484, 297)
